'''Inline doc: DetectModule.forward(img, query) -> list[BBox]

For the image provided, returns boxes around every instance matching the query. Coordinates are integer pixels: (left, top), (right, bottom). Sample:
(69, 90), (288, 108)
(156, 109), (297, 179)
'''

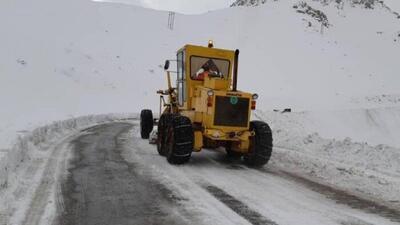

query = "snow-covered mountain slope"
(231, 0), (266, 7)
(1, 0), (400, 149)
(231, 0), (400, 12)
(1, 0), (400, 220)
(94, 0), (237, 14)
(384, 0), (400, 13)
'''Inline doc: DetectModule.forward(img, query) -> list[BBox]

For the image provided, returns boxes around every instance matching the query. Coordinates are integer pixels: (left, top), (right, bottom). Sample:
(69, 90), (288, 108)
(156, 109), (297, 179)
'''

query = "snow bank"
(0, 113), (136, 190)
(259, 106), (400, 148)
(0, 113), (136, 225)
(256, 110), (400, 208)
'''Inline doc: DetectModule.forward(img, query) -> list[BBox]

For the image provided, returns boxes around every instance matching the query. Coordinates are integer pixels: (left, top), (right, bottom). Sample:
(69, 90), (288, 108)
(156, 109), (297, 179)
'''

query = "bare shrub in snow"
(231, 0), (387, 10)
(16, 59), (27, 66)
(294, 2), (330, 28)
(231, 0), (268, 7)
(350, 0), (376, 9)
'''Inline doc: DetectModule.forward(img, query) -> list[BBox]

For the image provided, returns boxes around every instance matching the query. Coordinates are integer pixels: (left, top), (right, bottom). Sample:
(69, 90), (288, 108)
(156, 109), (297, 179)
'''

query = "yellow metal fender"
(203, 129), (253, 153)
(194, 131), (203, 152)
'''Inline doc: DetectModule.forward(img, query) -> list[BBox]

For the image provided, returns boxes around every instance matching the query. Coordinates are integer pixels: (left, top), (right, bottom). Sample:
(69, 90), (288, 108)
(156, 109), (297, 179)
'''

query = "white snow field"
(1, 0), (400, 149)
(93, 0), (237, 14)
(1, 0), (400, 224)
(255, 108), (400, 208)
(384, 0), (400, 13)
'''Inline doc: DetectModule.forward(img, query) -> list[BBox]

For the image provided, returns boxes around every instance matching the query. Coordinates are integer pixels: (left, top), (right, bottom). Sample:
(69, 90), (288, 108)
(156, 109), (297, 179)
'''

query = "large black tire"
(244, 121), (273, 167)
(140, 109), (153, 139)
(156, 113), (174, 156)
(166, 115), (194, 164)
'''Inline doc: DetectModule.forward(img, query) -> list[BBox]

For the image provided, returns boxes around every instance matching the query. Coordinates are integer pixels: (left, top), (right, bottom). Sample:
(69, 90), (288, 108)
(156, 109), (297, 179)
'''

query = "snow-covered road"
(29, 121), (398, 225)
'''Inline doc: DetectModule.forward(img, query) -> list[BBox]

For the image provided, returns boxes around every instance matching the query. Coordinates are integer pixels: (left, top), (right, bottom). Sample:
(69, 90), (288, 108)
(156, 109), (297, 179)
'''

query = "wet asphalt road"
(54, 122), (400, 225)
(57, 123), (187, 225)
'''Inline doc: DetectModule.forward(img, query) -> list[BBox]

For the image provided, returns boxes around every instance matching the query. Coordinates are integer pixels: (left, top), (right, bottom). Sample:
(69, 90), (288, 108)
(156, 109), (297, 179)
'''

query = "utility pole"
(168, 11), (175, 30)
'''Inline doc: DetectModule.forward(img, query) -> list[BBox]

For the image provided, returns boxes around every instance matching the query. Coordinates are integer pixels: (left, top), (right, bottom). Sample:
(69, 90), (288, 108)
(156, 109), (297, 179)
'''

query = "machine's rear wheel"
(166, 115), (194, 164)
(244, 121), (273, 167)
(140, 109), (153, 139)
(157, 113), (173, 156)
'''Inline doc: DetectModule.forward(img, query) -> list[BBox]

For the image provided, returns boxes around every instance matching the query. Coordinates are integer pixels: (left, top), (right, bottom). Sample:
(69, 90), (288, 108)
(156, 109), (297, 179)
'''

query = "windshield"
(190, 56), (230, 81)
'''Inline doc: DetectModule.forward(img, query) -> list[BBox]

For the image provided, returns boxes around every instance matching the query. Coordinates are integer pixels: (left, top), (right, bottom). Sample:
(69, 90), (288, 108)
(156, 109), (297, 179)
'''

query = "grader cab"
(140, 41), (273, 166)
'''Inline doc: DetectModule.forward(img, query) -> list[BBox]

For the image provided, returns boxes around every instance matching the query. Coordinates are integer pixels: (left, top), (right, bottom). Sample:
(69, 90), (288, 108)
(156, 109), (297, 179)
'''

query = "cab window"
(190, 56), (230, 81)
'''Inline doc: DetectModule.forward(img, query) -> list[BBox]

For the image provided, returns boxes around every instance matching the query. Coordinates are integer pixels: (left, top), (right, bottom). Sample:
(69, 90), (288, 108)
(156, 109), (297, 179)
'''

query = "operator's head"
(202, 64), (210, 71)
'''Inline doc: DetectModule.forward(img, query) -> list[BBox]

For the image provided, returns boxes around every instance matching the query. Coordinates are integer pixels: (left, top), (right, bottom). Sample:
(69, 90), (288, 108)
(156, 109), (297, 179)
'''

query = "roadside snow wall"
(255, 108), (400, 208)
(0, 113), (136, 189)
(259, 106), (400, 148)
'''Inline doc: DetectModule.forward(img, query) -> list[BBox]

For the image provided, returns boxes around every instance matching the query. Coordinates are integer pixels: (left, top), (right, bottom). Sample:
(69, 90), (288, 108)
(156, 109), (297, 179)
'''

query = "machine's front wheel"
(157, 113), (173, 156)
(244, 121), (273, 167)
(140, 109), (153, 139)
(166, 115), (194, 164)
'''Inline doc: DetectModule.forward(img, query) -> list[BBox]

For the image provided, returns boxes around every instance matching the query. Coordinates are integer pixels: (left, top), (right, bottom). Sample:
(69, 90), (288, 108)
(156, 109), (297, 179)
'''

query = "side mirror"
(164, 60), (170, 70)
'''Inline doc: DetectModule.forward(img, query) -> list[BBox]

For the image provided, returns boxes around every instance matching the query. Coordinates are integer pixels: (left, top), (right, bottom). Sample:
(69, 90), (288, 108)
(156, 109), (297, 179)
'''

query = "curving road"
(51, 122), (400, 225)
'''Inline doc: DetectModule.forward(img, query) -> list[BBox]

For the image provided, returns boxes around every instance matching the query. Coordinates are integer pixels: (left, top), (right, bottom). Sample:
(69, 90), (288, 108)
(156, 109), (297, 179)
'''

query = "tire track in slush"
(253, 164), (400, 224)
(58, 122), (190, 225)
(21, 136), (74, 225)
(203, 184), (278, 225)
(272, 170), (400, 223)
(206, 152), (400, 224)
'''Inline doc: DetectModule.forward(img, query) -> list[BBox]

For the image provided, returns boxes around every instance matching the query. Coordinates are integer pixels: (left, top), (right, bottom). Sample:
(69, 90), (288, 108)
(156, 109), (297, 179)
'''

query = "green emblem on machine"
(230, 96), (238, 105)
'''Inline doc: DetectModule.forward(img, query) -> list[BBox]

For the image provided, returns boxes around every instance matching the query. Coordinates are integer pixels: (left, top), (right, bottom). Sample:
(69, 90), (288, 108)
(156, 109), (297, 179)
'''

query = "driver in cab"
(195, 61), (221, 80)
(195, 64), (210, 80)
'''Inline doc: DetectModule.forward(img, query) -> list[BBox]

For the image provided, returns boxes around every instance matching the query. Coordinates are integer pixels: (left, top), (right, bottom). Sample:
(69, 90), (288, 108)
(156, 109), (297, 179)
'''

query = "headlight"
(252, 93), (259, 100)
(207, 90), (214, 96)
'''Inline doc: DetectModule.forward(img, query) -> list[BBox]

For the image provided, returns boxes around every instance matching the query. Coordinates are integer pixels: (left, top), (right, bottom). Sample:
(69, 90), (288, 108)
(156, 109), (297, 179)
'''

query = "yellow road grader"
(140, 41), (273, 166)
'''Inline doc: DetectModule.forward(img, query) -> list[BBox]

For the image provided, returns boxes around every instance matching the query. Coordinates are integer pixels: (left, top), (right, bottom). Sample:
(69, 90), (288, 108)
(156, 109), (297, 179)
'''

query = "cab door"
(177, 50), (186, 107)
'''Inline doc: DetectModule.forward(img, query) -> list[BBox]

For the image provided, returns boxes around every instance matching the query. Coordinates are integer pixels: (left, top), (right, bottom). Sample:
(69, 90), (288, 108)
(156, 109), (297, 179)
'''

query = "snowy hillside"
(232, 0), (400, 12)
(1, 0), (400, 223)
(385, 0), (400, 13)
(94, 0), (237, 14)
(1, 0), (400, 149)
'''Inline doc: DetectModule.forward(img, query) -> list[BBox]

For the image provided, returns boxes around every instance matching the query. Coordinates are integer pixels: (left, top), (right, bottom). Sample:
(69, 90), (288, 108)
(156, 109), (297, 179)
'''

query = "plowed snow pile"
(255, 103), (400, 208)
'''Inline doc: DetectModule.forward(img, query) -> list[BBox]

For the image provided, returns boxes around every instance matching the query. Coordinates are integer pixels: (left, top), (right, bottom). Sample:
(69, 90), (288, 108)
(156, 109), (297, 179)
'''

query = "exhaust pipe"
(232, 49), (239, 92)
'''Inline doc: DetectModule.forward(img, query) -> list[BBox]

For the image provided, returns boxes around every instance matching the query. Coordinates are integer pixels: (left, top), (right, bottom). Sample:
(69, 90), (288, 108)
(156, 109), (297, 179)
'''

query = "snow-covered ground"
(1, 0), (400, 223)
(0, 114), (136, 225)
(384, 0), (400, 13)
(1, 0), (400, 149)
(255, 108), (400, 209)
(123, 124), (400, 225)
